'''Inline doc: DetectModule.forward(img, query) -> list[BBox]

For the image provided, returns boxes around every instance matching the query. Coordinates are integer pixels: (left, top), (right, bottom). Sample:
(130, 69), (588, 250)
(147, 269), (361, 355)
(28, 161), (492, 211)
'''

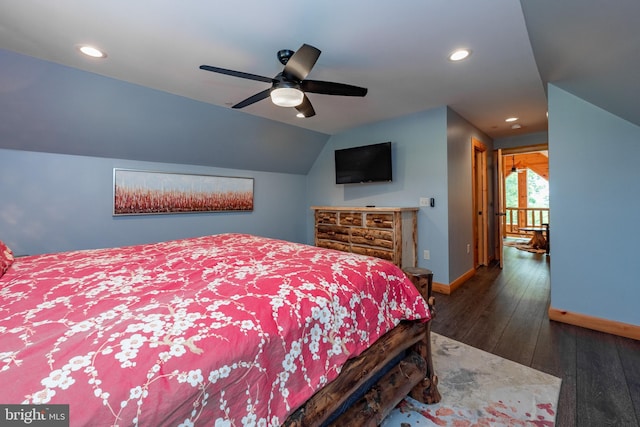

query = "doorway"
(495, 144), (549, 267)
(472, 138), (489, 268)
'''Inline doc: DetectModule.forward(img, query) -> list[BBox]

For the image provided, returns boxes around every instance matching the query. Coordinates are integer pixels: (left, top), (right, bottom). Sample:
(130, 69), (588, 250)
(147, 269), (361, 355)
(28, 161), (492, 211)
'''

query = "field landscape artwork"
(113, 169), (253, 215)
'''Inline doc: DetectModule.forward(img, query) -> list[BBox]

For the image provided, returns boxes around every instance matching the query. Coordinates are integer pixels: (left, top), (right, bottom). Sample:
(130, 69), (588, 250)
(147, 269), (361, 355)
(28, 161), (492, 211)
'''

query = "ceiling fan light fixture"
(270, 87), (304, 107)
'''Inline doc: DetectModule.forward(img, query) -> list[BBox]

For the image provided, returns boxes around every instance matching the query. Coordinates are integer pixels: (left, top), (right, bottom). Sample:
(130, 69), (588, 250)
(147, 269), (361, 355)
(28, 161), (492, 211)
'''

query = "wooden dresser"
(311, 206), (418, 268)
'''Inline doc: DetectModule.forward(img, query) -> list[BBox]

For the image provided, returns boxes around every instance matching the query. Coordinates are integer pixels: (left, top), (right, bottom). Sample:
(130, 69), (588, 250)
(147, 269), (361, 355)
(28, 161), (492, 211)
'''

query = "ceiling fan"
(510, 155), (526, 173)
(199, 44), (368, 118)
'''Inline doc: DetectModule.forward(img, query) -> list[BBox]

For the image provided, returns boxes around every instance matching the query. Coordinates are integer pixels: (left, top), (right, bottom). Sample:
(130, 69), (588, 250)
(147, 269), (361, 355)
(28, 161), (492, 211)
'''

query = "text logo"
(1, 405), (69, 426)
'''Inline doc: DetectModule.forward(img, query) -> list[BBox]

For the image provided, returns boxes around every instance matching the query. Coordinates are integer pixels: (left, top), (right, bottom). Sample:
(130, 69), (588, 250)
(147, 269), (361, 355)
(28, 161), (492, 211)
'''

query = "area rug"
(382, 333), (562, 426)
(503, 239), (546, 254)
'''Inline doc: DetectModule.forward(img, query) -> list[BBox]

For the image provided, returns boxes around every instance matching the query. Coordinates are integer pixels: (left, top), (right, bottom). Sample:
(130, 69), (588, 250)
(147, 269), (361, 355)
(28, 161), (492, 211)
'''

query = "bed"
(0, 233), (439, 426)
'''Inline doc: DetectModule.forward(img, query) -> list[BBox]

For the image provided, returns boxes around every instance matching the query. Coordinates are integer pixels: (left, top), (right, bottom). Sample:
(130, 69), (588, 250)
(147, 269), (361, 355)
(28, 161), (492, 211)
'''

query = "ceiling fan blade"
(232, 88), (272, 109)
(295, 95), (316, 118)
(283, 44), (321, 81)
(199, 65), (273, 83)
(301, 80), (368, 97)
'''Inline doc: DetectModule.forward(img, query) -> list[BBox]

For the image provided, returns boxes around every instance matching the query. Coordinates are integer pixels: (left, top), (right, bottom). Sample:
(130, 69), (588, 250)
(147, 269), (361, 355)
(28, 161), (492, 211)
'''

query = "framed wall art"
(113, 169), (254, 216)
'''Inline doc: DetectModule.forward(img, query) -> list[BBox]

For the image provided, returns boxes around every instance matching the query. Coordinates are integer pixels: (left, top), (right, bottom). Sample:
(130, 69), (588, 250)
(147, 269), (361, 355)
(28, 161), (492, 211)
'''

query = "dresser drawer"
(339, 212), (362, 226)
(351, 245), (394, 261)
(317, 240), (351, 253)
(316, 225), (350, 243)
(365, 213), (394, 229)
(350, 228), (393, 249)
(316, 211), (338, 225)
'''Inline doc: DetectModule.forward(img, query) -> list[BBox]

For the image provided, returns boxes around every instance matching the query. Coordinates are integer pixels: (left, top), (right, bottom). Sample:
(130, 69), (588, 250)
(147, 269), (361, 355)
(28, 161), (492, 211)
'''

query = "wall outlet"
(466, 244), (471, 254)
(419, 197), (429, 207)
(423, 250), (430, 260)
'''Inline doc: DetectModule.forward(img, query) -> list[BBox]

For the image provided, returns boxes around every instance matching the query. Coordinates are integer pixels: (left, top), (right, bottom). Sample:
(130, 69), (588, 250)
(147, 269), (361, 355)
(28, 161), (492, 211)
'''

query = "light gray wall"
(548, 84), (640, 326)
(0, 149), (308, 256)
(446, 108), (494, 280)
(306, 107), (451, 283)
(494, 131), (548, 150)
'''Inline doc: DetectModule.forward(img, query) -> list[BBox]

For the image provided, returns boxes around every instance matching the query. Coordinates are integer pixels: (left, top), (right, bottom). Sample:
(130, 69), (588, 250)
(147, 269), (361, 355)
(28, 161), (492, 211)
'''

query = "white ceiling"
(0, 0), (638, 139)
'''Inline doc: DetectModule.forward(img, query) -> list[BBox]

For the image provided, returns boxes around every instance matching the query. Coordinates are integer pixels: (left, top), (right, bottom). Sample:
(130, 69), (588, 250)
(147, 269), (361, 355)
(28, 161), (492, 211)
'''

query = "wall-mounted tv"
(335, 142), (392, 184)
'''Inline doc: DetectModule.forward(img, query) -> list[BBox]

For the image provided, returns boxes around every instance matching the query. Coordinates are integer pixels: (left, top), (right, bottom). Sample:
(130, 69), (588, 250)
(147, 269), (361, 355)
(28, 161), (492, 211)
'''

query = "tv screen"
(335, 142), (392, 184)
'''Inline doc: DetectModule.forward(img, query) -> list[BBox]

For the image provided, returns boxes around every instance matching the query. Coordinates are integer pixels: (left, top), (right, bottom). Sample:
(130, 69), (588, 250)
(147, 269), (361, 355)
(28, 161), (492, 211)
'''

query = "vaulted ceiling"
(0, 0), (638, 143)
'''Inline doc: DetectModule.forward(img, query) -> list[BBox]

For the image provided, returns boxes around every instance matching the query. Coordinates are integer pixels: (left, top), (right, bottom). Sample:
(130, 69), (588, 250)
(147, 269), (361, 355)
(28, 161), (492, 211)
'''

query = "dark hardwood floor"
(430, 245), (640, 427)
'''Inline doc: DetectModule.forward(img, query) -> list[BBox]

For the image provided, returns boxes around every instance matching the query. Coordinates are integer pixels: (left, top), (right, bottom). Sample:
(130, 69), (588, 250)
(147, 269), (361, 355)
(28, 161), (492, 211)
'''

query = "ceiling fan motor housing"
(272, 73), (300, 88)
(277, 49), (294, 65)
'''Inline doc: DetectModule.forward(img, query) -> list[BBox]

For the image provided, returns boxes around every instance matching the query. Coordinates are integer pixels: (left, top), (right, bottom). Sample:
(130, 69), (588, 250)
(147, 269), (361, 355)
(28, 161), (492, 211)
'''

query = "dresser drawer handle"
(373, 218), (383, 223)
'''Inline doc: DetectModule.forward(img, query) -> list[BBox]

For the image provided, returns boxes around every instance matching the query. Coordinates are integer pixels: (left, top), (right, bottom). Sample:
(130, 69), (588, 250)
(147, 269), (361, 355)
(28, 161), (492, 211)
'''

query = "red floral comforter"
(0, 233), (430, 426)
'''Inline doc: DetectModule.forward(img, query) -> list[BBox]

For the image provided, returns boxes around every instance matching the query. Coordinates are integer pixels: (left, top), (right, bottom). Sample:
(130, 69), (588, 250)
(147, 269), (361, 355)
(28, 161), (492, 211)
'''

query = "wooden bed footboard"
(404, 267), (441, 406)
(283, 268), (440, 426)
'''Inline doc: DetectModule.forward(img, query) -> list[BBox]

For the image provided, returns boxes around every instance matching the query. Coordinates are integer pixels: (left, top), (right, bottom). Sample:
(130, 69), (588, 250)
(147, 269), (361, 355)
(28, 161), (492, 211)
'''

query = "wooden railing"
(504, 207), (549, 236)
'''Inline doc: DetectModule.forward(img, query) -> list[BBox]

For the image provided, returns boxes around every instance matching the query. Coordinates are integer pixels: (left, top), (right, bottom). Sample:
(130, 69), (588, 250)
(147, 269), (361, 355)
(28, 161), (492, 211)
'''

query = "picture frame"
(113, 168), (254, 216)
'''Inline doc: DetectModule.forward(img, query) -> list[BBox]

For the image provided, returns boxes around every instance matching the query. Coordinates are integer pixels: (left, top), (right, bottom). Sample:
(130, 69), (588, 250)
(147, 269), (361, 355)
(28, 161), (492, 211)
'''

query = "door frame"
(472, 138), (489, 267)
(495, 143), (549, 268)
(495, 149), (505, 268)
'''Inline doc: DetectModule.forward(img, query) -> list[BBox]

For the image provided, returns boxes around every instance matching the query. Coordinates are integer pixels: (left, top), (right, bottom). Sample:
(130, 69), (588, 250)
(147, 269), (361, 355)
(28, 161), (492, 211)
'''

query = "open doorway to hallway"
(495, 144), (549, 267)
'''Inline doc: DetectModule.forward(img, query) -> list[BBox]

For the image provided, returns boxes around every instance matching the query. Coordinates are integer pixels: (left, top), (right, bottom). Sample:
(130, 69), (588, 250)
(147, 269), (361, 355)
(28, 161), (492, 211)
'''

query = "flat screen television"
(335, 142), (392, 184)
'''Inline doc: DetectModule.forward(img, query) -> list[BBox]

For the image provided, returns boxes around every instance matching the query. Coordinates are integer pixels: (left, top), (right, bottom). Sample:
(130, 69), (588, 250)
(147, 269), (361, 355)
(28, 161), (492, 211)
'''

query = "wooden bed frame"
(284, 267), (441, 426)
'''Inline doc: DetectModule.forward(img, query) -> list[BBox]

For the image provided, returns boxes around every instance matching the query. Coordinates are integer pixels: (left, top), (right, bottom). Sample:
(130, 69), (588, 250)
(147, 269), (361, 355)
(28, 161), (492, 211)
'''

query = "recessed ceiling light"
(77, 45), (107, 58)
(296, 112), (305, 118)
(505, 117), (518, 122)
(511, 123), (522, 129)
(448, 49), (471, 61)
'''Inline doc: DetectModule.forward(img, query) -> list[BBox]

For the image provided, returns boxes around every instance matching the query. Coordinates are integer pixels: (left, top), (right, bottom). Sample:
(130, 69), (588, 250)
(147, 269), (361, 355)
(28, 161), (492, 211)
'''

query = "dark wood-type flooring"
(430, 245), (640, 427)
